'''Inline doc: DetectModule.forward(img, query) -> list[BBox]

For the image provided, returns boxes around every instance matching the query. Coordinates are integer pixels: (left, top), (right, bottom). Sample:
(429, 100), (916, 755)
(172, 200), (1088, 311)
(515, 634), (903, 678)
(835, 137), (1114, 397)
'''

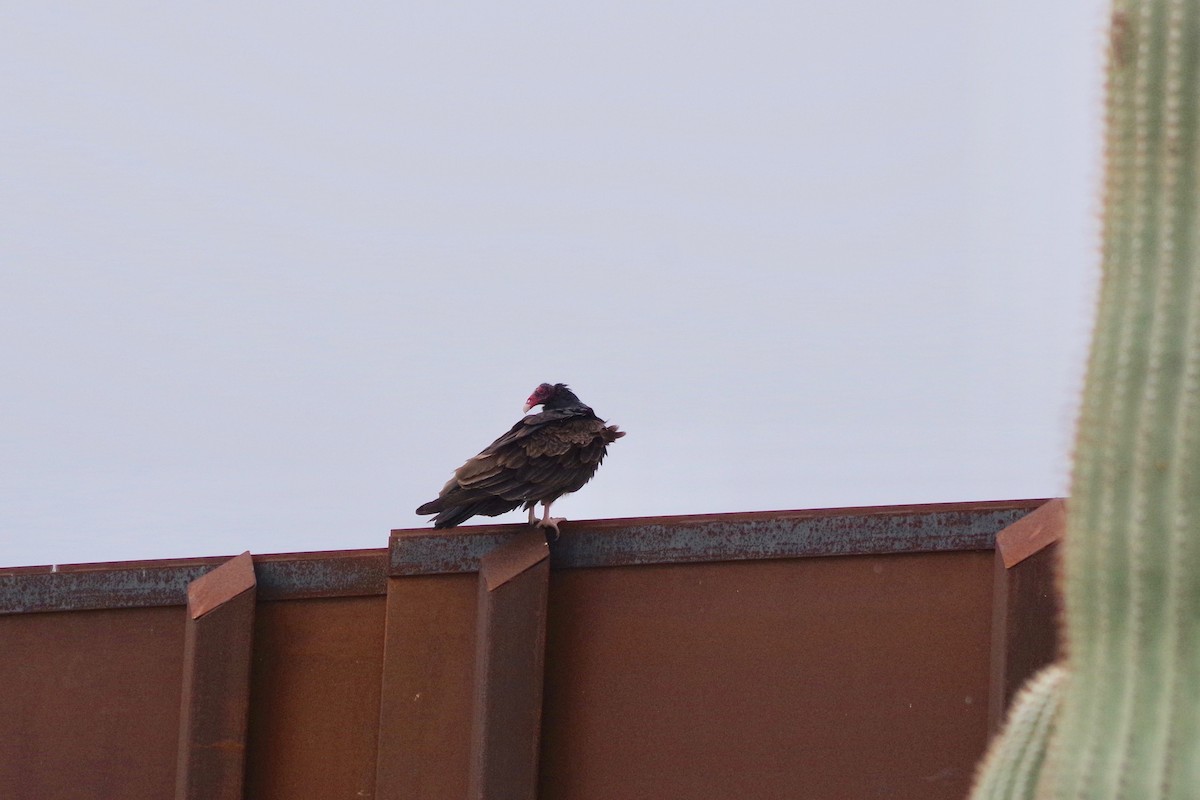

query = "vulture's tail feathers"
(415, 498), (443, 515)
(432, 503), (486, 528)
(417, 497), (478, 526)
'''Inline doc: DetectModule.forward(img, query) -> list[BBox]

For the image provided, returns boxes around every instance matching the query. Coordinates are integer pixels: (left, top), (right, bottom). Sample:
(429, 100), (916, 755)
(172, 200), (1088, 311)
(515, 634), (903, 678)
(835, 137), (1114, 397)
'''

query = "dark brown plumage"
(415, 383), (624, 530)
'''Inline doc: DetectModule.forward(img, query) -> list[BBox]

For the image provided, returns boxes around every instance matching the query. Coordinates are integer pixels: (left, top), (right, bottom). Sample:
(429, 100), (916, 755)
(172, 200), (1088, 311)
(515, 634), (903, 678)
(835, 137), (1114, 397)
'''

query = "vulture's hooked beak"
(522, 401), (535, 413)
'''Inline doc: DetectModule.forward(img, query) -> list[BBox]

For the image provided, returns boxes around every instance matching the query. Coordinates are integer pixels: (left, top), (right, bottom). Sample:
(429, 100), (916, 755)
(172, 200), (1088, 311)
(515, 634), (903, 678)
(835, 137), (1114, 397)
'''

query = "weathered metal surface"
(390, 500), (1044, 576)
(245, 596), (387, 800)
(186, 550), (257, 620)
(479, 528), (550, 591)
(0, 501), (1054, 800)
(469, 531), (550, 800)
(0, 503), (1043, 612)
(176, 553), (257, 800)
(0, 606), (185, 798)
(254, 549), (387, 600)
(375, 573), (478, 800)
(996, 498), (1066, 568)
(538, 551), (995, 800)
(0, 549), (387, 614)
(988, 502), (1064, 733)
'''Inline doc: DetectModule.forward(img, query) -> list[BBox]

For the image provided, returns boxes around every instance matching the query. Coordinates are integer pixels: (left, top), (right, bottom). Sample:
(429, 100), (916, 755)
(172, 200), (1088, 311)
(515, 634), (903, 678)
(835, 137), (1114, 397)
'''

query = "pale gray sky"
(2, 2), (1107, 567)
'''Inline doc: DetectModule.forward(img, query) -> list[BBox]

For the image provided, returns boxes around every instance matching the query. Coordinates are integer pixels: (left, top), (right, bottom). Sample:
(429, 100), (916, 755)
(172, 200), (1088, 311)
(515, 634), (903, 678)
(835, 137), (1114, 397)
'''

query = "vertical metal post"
(988, 500), (1064, 733)
(467, 530), (550, 800)
(175, 551), (257, 800)
(374, 572), (478, 800)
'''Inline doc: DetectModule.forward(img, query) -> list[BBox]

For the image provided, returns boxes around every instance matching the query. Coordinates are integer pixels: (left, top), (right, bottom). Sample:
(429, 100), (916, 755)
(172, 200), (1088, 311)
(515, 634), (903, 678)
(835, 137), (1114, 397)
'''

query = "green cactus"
(972, 666), (1065, 800)
(971, 0), (1200, 797)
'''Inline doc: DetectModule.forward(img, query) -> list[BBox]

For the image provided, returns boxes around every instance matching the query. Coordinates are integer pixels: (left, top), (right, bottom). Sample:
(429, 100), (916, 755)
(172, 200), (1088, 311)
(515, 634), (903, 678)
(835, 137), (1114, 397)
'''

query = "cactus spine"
(971, 0), (1200, 797)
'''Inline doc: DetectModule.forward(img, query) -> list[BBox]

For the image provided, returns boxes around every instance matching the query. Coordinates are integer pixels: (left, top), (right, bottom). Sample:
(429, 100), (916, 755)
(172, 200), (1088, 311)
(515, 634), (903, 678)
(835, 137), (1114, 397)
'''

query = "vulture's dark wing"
(416, 408), (624, 528)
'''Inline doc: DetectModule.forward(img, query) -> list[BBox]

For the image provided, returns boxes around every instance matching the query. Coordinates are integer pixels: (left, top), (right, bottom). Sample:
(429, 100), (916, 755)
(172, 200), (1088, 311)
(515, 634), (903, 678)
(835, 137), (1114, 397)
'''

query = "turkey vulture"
(415, 383), (624, 532)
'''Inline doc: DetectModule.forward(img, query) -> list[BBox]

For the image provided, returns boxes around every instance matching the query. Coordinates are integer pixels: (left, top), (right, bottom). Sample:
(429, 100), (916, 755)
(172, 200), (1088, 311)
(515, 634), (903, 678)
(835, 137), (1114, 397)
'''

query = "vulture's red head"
(524, 382), (586, 413)
(523, 383), (558, 413)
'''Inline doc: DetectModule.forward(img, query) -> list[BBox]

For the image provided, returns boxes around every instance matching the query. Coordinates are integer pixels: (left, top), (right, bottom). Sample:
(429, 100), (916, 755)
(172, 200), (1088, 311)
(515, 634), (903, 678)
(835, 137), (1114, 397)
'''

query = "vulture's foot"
(537, 518), (565, 539)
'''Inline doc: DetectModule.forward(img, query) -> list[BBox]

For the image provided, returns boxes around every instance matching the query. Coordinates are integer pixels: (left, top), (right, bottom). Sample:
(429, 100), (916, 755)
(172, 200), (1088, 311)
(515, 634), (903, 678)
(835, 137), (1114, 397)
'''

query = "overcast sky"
(2, 2), (1108, 568)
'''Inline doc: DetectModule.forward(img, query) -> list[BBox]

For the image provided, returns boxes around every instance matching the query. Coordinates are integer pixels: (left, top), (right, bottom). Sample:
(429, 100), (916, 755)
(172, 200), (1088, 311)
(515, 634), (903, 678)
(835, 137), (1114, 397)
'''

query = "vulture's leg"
(528, 506), (537, 526)
(537, 502), (565, 539)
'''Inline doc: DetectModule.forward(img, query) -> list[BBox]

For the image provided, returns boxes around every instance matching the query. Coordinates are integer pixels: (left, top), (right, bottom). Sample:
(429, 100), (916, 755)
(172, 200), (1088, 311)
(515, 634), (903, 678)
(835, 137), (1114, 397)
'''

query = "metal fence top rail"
(0, 499), (1047, 615)
(389, 499), (1044, 575)
(0, 549), (388, 616)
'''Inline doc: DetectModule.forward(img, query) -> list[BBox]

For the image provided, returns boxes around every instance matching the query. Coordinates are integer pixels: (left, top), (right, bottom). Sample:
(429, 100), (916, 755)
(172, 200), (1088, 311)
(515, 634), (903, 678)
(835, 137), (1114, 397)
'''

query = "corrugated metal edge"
(391, 499), (1050, 576)
(0, 549), (387, 615)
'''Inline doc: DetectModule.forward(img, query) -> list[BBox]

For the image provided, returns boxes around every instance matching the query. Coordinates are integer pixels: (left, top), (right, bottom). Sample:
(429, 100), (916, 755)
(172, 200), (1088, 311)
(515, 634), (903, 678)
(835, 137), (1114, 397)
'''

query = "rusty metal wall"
(246, 597), (387, 799)
(540, 553), (992, 800)
(0, 502), (1054, 799)
(0, 607), (185, 798)
(376, 574), (478, 800)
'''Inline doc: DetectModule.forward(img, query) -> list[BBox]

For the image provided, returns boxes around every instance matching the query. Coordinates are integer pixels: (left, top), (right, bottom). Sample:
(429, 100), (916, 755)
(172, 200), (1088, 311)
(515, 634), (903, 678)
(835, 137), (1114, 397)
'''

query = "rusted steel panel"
(0, 501), (1051, 800)
(0, 549), (387, 615)
(245, 596), (387, 800)
(0, 559), (213, 614)
(375, 573), (478, 800)
(995, 498), (1066, 568)
(988, 501), (1064, 733)
(538, 552), (995, 800)
(0, 606), (184, 798)
(392, 530), (518, 576)
(252, 549), (387, 601)
(391, 500), (1043, 576)
(469, 531), (550, 800)
(176, 552), (257, 800)
(0, 503), (1039, 612)
(186, 550), (257, 619)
